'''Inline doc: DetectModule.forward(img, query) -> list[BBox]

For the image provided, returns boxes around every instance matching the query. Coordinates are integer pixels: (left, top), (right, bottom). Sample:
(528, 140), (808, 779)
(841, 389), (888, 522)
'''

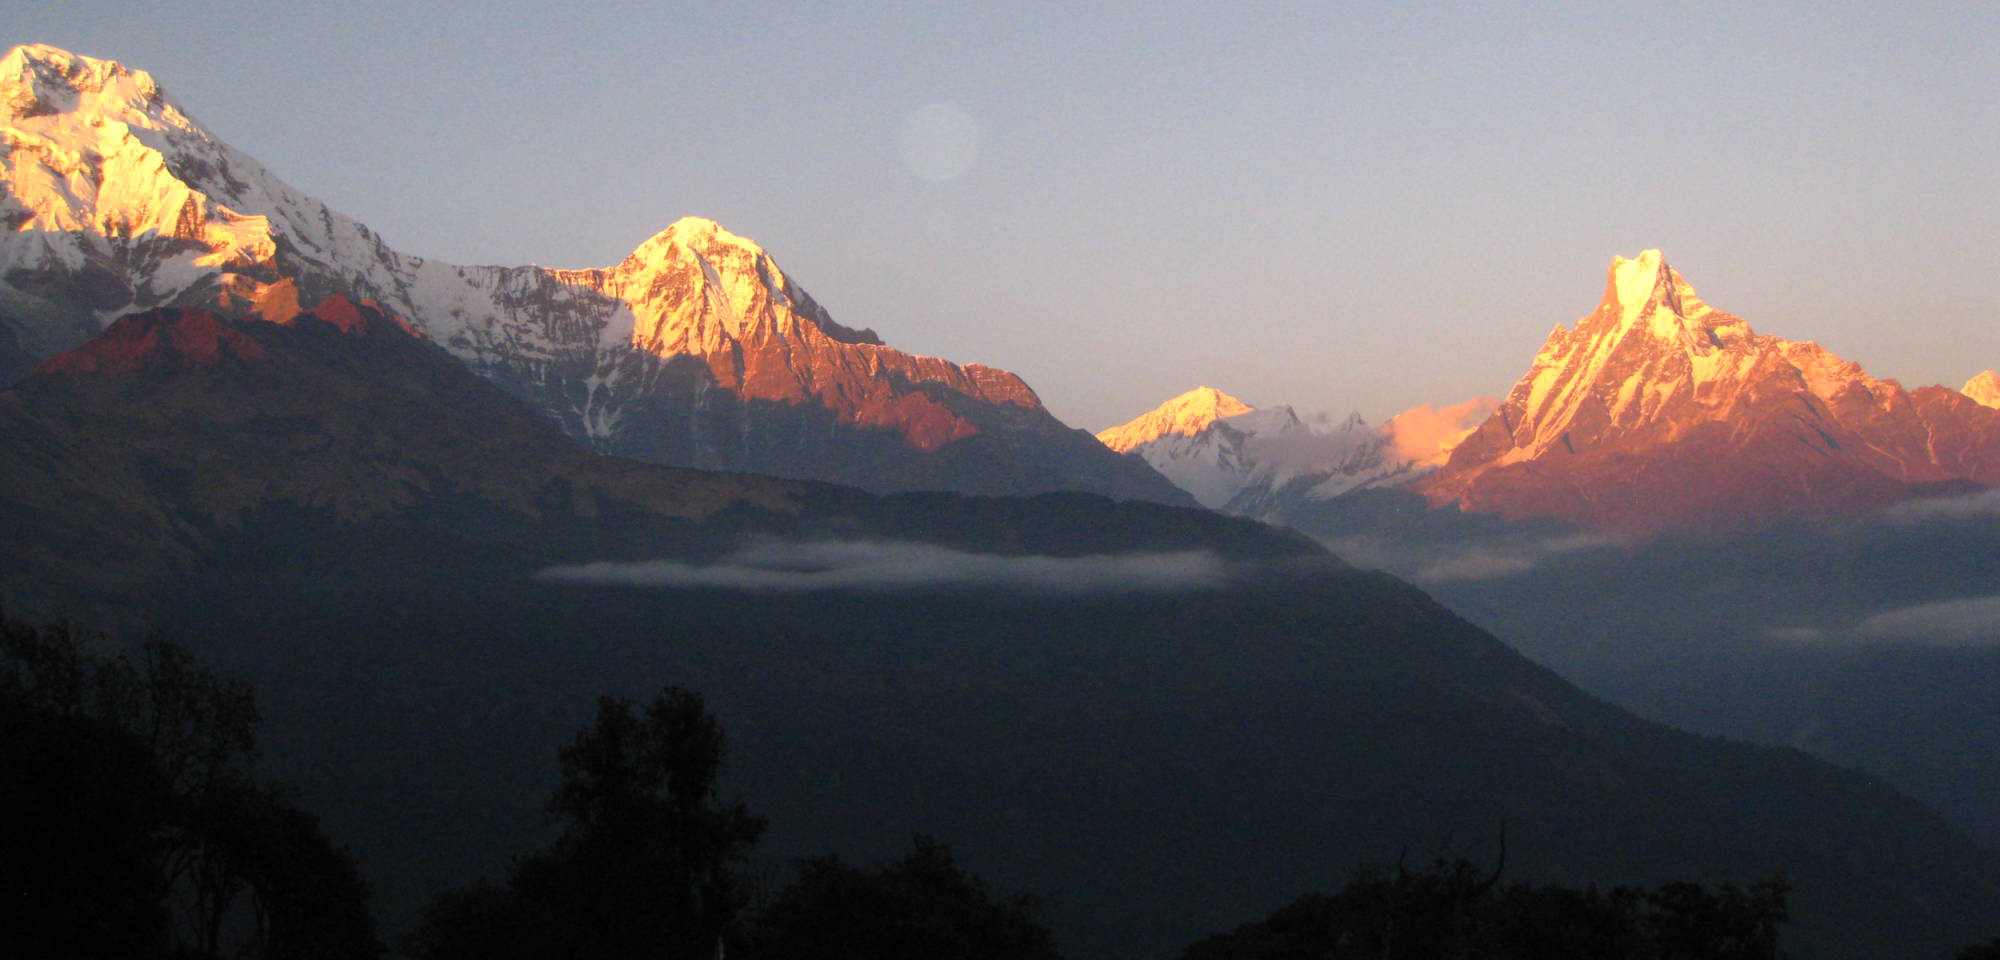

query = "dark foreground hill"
(3, 305), (1998, 959)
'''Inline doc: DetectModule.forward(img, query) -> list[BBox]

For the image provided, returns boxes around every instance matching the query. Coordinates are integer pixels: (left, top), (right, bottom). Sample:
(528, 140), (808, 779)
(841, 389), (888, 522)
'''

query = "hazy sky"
(11, 2), (1997, 429)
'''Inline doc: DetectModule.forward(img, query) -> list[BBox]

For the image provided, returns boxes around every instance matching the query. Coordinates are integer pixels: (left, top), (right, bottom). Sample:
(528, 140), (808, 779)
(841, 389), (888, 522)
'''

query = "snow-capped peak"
(1097, 386), (1254, 453)
(1098, 385), (1482, 515)
(627, 216), (762, 261)
(3, 44), (173, 119)
(1965, 370), (2000, 409)
(1595, 248), (1730, 347)
(1418, 251), (1953, 534)
(1608, 249), (1667, 307)
(1465, 250), (1789, 467)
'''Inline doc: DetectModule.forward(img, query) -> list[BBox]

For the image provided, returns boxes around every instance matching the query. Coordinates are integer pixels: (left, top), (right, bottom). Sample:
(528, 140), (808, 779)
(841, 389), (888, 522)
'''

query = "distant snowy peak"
(1103, 387), (1482, 514)
(1103, 391), (1312, 510)
(1964, 370), (2000, 409)
(1097, 386), (1254, 453)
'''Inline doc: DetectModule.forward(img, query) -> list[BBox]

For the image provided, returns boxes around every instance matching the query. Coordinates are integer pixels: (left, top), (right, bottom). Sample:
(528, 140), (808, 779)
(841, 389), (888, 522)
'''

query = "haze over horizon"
(9, 3), (1996, 430)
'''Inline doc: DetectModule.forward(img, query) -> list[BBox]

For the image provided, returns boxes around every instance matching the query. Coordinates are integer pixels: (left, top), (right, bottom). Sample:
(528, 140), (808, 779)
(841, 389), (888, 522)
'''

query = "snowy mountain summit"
(1097, 386), (1253, 454)
(1099, 387), (1486, 514)
(1417, 251), (2000, 535)
(1964, 371), (2000, 409)
(0, 43), (1186, 502)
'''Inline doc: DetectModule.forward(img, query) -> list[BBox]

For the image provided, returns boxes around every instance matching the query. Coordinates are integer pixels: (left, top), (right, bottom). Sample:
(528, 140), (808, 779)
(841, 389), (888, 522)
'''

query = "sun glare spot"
(896, 102), (980, 182)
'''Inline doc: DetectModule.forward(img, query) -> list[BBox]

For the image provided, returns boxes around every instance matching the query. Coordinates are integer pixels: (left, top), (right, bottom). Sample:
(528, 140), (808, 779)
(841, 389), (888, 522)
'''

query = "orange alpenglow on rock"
(1416, 251), (2000, 537)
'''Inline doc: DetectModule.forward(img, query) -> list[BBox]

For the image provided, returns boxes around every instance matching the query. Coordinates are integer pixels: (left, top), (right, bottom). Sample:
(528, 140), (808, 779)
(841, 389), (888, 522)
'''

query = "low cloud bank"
(1410, 533), (1619, 584)
(536, 540), (1228, 593)
(1321, 531), (1616, 584)
(1762, 626), (1831, 644)
(1882, 488), (2000, 523)
(1852, 594), (2000, 646)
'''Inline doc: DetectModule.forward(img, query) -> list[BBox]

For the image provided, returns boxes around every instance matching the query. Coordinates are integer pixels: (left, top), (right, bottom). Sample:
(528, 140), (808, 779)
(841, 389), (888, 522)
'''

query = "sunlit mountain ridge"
(1111, 251), (2000, 537)
(0, 43), (1185, 503)
(1411, 250), (2000, 535)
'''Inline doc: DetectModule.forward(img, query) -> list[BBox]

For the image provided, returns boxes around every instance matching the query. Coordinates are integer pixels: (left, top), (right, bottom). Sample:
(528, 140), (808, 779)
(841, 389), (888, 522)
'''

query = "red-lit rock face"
(1416, 252), (2000, 537)
(595, 217), (1036, 452)
(34, 307), (267, 376)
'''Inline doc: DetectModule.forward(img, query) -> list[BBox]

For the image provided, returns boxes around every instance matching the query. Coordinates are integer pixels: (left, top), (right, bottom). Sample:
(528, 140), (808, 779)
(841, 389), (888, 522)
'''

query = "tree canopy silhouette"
(0, 613), (380, 960)
(1180, 845), (1787, 960)
(408, 686), (766, 960)
(746, 834), (1062, 960)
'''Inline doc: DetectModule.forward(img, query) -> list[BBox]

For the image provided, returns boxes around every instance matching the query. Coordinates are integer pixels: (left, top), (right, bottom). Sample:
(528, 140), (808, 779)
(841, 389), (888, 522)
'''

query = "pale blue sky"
(11, 2), (1998, 429)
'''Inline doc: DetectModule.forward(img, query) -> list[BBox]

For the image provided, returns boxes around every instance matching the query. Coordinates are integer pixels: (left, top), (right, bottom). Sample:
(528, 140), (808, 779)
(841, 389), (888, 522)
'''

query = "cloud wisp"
(1409, 533), (1620, 584)
(1881, 488), (2000, 523)
(1852, 594), (2000, 647)
(535, 540), (1228, 594)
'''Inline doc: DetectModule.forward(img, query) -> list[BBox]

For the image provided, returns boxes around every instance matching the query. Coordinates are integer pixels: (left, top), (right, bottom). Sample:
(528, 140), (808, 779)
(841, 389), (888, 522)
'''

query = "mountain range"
(1110, 252), (2000, 538)
(11, 40), (1996, 537)
(0, 43), (1184, 505)
(2, 282), (1996, 959)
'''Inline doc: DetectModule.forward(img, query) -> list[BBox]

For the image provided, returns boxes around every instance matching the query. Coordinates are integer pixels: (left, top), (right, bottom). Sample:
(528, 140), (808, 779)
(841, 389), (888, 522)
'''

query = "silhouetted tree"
(0, 613), (380, 960)
(1180, 843), (1787, 960)
(1646, 879), (1787, 960)
(1, 691), (172, 958)
(1958, 936), (2000, 960)
(409, 686), (766, 960)
(746, 834), (1062, 960)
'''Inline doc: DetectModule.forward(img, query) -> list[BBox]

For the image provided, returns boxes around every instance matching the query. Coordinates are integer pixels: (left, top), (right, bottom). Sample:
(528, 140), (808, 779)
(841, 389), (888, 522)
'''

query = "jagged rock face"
(0, 44), (1188, 504)
(1099, 387), (1486, 515)
(1418, 251), (2000, 536)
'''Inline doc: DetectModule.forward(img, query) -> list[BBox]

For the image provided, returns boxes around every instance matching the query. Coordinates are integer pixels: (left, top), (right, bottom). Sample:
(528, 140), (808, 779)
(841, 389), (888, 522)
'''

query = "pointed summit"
(1097, 386), (1254, 453)
(1584, 249), (1733, 348)
(1417, 252), (2000, 536)
(1607, 249), (1671, 308)
(1964, 371), (2000, 409)
(1430, 250), (1765, 473)
(1602, 249), (1691, 315)
(627, 216), (762, 261)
